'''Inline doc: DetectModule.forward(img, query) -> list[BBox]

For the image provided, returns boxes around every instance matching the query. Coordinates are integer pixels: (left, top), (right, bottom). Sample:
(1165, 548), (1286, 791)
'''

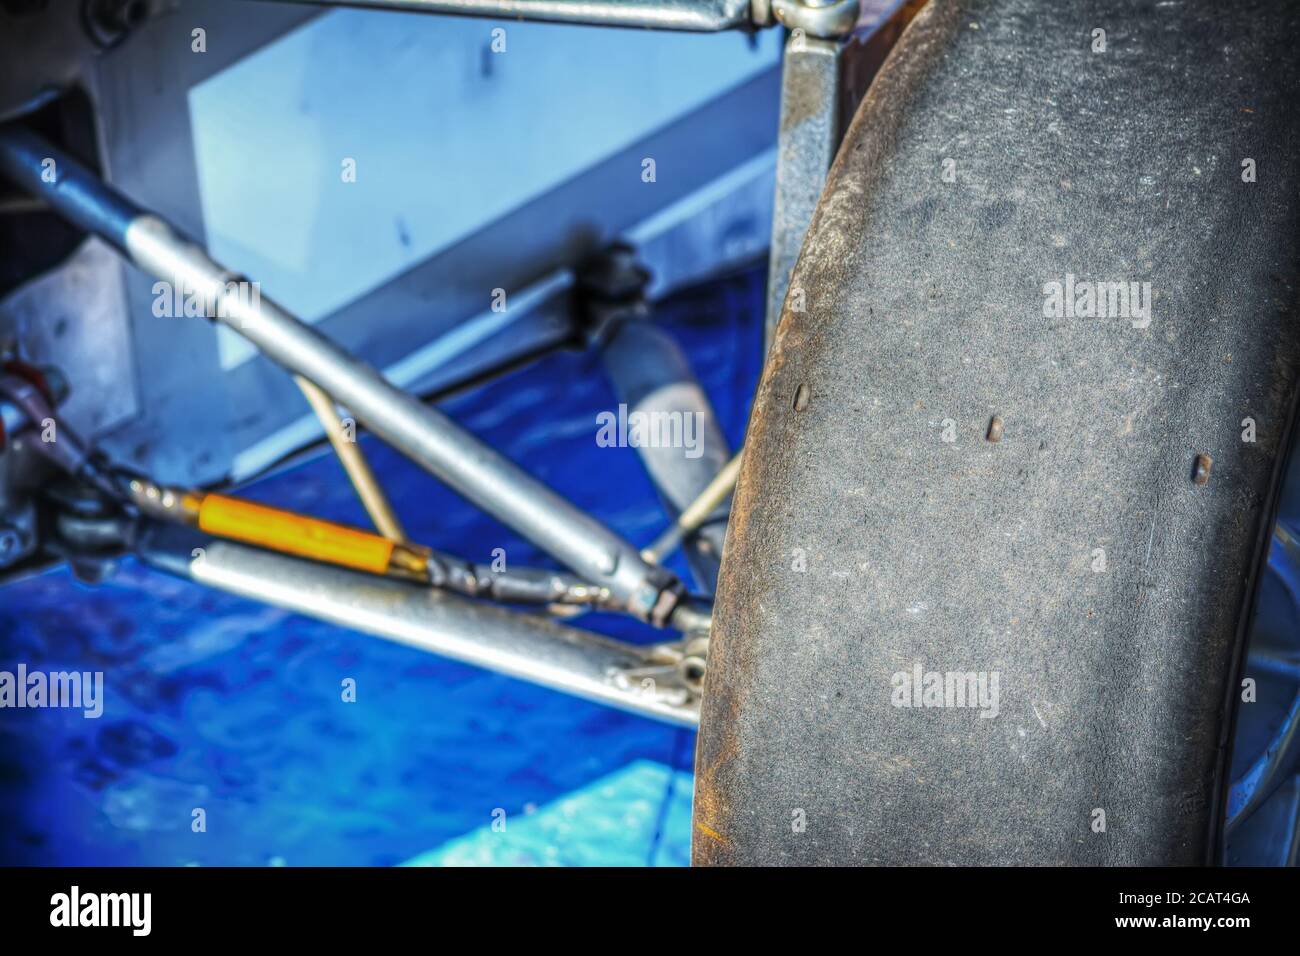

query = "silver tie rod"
(246, 0), (863, 38)
(251, 0), (753, 32)
(0, 126), (681, 624)
(139, 524), (699, 726)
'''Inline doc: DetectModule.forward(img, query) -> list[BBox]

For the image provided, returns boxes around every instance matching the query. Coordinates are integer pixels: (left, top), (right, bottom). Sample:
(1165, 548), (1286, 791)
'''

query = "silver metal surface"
(140, 531), (700, 726)
(67, 0), (779, 487)
(250, 0), (754, 31)
(765, 32), (843, 350)
(87, 0), (318, 486)
(668, 596), (713, 634)
(0, 369), (87, 477)
(0, 127), (682, 621)
(423, 551), (613, 608)
(642, 448), (741, 564)
(0, 239), (138, 439)
(601, 318), (732, 591)
(122, 213), (680, 621)
(771, 0), (860, 37)
(294, 373), (408, 543)
(230, 272), (576, 483)
(624, 146), (776, 300)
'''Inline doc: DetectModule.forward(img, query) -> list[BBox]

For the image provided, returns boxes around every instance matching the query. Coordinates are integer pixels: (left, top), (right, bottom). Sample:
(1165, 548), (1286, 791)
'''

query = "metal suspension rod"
(127, 477), (615, 609)
(294, 374), (407, 543)
(642, 449), (742, 564)
(0, 126), (680, 623)
(138, 525), (699, 726)
(247, 0), (755, 32)
(765, 32), (844, 352)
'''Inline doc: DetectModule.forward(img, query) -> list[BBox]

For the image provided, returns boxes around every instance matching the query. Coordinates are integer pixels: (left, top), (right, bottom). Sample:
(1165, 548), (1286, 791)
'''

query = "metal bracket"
(763, 0), (860, 38)
(765, 30), (845, 350)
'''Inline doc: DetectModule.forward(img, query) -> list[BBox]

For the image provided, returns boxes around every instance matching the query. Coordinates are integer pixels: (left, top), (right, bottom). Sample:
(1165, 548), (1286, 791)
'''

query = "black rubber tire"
(695, 0), (1300, 865)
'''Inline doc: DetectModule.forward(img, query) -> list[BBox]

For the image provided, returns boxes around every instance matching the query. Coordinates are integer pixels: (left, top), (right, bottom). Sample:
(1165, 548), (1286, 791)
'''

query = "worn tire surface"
(695, 0), (1300, 865)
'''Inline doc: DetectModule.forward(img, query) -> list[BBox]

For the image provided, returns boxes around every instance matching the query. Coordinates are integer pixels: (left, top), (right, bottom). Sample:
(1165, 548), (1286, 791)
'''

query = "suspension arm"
(138, 524), (699, 725)
(0, 125), (682, 624)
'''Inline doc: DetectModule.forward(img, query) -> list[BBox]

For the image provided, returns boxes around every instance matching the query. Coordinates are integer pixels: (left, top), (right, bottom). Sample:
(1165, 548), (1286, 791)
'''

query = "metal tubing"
(423, 551), (612, 607)
(0, 367), (118, 500)
(247, 0), (755, 32)
(643, 449), (741, 564)
(138, 526), (699, 726)
(294, 375), (407, 543)
(770, 0), (861, 37)
(127, 477), (613, 608)
(600, 319), (732, 591)
(765, 33), (843, 351)
(0, 126), (679, 622)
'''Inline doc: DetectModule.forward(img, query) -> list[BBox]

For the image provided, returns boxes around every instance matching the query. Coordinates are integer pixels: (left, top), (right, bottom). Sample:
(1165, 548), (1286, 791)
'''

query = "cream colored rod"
(641, 450), (743, 563)
(294, 375), (407, 543)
